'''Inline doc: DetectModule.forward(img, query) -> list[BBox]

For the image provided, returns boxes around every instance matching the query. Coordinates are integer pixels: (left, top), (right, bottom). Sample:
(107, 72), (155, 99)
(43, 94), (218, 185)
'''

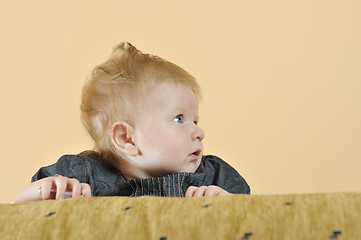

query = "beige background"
(1, 1), (360, 203)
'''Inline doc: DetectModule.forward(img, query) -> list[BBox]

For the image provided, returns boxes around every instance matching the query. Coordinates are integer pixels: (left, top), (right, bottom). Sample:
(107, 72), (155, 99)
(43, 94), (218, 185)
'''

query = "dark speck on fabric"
(241, 232), (253, 239)
(329, 230), (342, 239)
(45, 212), (56, 217)
(202, 204), (212, 208)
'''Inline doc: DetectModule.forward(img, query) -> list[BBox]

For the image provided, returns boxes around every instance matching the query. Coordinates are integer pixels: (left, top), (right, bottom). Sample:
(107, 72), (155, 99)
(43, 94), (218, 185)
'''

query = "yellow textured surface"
(0, 193), (360, 239)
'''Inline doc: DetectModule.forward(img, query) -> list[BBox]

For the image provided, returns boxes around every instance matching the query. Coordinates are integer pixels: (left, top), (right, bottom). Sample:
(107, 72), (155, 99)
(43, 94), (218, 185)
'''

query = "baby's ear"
(111, 121), (138, 157)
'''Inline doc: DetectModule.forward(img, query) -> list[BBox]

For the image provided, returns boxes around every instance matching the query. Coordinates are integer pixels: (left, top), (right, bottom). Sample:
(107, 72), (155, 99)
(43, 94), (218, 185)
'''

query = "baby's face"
(132, 81), (205, 176)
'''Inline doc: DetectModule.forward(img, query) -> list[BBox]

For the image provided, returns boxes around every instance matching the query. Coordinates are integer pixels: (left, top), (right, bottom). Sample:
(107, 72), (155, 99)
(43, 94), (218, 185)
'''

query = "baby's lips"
(193, 149), (202, 156)
(189, 149), (202, 159)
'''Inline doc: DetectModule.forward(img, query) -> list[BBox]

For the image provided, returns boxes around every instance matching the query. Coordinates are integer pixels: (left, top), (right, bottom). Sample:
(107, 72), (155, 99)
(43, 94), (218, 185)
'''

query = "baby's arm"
(185, 185), (229, 197)
(13, 175), (91, 203)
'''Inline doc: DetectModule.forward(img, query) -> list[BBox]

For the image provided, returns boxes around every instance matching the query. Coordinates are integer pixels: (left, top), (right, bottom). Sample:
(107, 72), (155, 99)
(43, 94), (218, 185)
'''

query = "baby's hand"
(38, 175), (92, 200)
(185, 185), (229, 197)
(13, 175), (91, 202)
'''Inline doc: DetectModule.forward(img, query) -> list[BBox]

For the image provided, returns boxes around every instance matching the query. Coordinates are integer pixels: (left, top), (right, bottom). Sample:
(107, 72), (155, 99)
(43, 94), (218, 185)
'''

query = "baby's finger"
(203, 185), (227, 196)
(68, 178), (81, 198)
(80, 183), (92, 197)
(185, 186), (198, 197)
(54, 177), (68, 200)
(203, 186), (219, 196)
(40, 180), (55, 200)
(217, 189), (229, 196)
(192, 186), (207, 197)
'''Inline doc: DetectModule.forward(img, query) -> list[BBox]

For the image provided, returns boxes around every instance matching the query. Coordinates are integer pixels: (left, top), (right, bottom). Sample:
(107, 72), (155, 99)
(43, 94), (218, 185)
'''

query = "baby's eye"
(173, 114), (184, 123)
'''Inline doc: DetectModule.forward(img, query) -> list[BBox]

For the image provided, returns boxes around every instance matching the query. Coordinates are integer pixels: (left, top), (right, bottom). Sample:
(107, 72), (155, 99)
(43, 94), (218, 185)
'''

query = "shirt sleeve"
(31, 155), (88, 182)
(200, 155), (251, 194)
(31, 154), (127, 196)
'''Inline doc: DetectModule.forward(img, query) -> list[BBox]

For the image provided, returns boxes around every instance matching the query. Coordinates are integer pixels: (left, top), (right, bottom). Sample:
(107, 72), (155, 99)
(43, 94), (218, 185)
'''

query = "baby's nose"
(192, 125), (205, 141)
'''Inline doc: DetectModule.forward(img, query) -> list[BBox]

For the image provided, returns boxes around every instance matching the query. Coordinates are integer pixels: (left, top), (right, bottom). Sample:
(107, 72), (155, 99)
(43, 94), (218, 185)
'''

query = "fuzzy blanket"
(1, 193), (360, 239)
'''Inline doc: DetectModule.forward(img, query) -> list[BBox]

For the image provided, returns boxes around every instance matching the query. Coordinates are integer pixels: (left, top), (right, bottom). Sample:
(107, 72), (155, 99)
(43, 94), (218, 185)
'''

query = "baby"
(14, 43), (250, 202)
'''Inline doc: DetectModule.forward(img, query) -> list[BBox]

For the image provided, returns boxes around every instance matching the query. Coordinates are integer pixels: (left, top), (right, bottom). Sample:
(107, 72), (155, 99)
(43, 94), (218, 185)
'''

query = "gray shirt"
(32, 152), (250, 197)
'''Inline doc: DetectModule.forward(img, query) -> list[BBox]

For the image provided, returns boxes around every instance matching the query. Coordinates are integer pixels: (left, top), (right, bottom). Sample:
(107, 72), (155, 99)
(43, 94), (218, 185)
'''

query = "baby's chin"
(180, 159), (202, 174)
(149, 157), (202, 176)
(154, 166), (199, 177)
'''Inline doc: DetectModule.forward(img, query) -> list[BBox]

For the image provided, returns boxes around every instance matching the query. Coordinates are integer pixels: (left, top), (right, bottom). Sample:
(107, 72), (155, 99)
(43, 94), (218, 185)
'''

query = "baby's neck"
(115, 159), (182, 181)
(114, 158), (161, 180)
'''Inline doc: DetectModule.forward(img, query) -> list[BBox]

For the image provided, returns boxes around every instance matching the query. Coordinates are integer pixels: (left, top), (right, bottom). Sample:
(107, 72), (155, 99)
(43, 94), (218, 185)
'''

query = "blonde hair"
(81, 42), (201, 164)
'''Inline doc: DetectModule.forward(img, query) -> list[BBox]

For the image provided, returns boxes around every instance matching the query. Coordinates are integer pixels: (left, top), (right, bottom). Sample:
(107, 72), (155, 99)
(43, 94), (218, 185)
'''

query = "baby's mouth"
(190, 149), (201, 157)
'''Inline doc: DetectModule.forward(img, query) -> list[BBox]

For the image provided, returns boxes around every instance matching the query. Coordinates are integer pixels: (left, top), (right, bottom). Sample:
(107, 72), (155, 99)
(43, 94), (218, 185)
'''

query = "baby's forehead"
(145, 82), (198, 103)
(139, 82), (198, 107)
(145, 81), (197, 96)
(139, 67), (201, 97)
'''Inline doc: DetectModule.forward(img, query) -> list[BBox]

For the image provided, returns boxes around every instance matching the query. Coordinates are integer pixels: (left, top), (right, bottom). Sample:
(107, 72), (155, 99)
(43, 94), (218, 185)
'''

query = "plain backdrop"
(1, 0), (360, 203)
